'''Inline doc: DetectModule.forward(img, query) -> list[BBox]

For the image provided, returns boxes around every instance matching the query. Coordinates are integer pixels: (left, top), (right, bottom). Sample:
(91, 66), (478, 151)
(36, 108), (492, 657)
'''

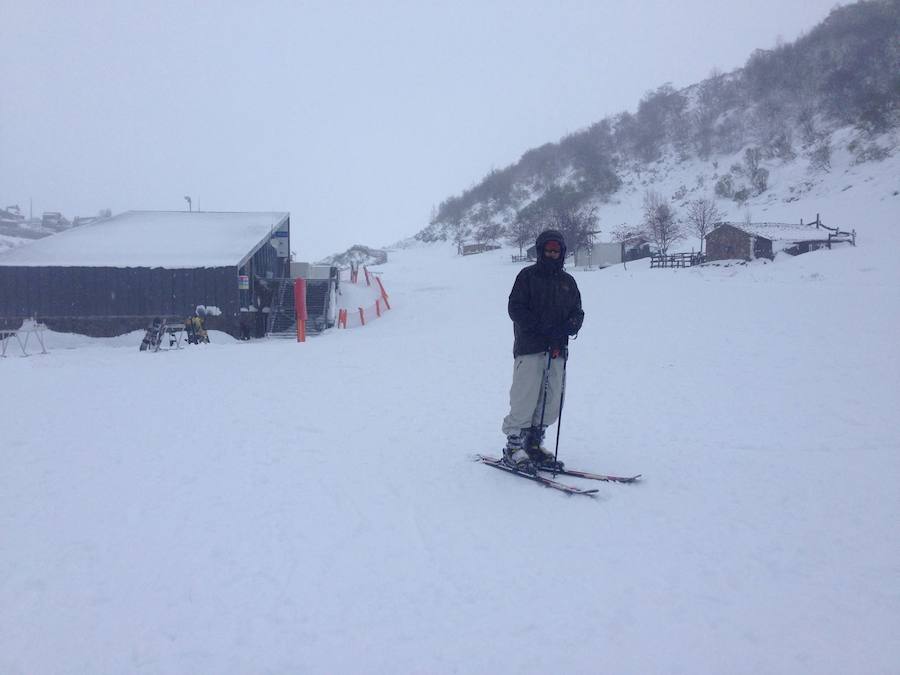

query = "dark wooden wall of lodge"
(753, 238), (774, 260)
(706, 225), (777, 261)
(0, 266), (242, 336)
(706, 225), (752, 261)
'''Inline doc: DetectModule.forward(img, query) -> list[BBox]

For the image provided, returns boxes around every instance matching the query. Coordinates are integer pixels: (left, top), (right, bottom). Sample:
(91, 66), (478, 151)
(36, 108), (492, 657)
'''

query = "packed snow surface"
(2, 161), (899, 674)
(0, 211), (289, 268)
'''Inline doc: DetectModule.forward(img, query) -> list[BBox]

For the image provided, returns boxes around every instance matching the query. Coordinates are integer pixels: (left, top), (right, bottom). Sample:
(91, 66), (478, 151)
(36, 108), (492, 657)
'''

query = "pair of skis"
(476, 454), (641, 497)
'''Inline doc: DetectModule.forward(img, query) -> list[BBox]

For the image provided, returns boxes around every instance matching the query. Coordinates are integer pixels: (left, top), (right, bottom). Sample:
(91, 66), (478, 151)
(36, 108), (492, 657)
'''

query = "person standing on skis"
(502, 229), (584, 473)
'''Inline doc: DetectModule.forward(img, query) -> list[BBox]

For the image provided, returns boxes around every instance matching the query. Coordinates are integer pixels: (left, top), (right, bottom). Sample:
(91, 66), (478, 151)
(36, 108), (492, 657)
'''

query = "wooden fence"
(460, 243), (500, 256)
(650, 252), (705, 268)
(804, 214), (857, 247)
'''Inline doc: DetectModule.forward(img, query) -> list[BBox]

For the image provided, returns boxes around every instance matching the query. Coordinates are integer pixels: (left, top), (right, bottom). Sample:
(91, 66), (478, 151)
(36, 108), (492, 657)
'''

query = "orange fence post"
(375, 276), (391, 310)
(294, 278), (308, 342)
(358, 307), (366, 325)
(376, 299), (381, 317)
(364, 266), (371, 286)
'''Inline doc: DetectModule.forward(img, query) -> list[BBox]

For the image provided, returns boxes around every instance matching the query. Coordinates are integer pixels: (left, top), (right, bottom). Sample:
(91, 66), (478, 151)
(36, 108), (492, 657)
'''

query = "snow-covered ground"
(0, 233), (29, 255)
(2, 152), (899, 674)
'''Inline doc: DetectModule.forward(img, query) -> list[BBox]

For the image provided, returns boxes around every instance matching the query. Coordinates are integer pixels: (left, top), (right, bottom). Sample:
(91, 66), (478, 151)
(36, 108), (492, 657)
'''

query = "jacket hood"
(535, 229), (566, 272)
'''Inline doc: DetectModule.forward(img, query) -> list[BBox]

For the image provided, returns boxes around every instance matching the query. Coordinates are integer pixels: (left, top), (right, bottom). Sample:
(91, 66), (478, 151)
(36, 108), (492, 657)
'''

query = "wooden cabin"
(705, 217), (855, 262)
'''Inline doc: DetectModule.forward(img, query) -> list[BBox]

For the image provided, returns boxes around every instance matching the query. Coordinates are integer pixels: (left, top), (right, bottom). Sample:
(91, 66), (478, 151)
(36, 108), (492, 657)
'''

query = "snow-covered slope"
(1, 162), (898, 673)
(0, 233), (29, 255)
(588, 127), (900, 255)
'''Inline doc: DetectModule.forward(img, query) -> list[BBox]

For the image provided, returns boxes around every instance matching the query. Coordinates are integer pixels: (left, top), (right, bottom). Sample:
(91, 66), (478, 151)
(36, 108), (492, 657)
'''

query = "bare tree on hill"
(449, 217), (470, 254)
(507, 216), (537, 256)
(610, 223), (647, 270)
(642, 190), (682, 256)
(686, 198), (725, 253)
(474, 222), (504, 246)
(511, 185), (597, 256)
(547, 204), (598, 256)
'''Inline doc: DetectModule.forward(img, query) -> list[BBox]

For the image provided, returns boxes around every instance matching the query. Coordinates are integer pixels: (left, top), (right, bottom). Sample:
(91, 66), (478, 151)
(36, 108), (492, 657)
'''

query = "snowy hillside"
(419, 0), (899, 249)
(316, 244), (389, 268)
(2, 145), (898, 673)
(420, 120), (899, 256)
(586, 126), (899, 253)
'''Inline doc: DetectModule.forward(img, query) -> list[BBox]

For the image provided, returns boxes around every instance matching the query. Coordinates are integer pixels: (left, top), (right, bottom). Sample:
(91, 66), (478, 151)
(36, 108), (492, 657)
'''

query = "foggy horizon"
(1, 0), (841, 259)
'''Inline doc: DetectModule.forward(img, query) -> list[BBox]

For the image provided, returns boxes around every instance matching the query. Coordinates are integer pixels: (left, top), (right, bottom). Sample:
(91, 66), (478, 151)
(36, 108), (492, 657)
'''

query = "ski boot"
(525, 426), (565, 472)
(502, 431), (536, 475)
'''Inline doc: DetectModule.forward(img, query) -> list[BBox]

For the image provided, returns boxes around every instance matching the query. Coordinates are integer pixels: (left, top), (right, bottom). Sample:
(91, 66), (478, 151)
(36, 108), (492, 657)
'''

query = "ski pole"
(553, 352), (568, 469)
(537, 350), (553, 430)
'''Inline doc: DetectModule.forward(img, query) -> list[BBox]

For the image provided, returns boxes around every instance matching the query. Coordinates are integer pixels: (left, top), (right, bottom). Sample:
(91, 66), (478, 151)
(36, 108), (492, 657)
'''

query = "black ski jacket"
(508, 230), (584, 357)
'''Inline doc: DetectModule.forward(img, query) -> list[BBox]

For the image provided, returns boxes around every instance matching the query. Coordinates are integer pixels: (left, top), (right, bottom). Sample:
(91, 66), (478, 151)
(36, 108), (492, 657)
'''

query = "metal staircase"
(265, 278), (334, 337)
(266, 279), (296, 337)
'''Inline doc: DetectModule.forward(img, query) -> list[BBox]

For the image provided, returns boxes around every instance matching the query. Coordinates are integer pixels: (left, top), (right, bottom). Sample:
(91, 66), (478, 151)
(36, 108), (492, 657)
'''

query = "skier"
(184, 316), (197, 344)
(191, 307), (210, 343)
(502, 229), (584, 473)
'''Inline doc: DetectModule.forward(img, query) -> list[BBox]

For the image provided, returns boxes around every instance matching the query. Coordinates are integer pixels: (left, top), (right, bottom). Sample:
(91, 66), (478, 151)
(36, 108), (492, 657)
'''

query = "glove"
(549, 344), (568, 359)
(564, 315), (583, 336)
(548, 332), (566, 357)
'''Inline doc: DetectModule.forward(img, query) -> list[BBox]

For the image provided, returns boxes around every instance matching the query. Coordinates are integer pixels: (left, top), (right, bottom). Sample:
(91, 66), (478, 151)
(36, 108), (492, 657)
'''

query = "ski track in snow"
(2, 155), (899, 674)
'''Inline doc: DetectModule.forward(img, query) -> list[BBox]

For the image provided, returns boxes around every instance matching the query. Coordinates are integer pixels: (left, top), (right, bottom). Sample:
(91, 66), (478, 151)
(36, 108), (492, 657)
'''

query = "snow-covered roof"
(0, 210), (289, 268)
(714, 221), (831, 242)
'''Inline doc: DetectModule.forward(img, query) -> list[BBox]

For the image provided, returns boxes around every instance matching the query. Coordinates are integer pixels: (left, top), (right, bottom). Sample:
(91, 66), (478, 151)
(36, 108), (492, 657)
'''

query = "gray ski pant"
(501, 351), (565, 438)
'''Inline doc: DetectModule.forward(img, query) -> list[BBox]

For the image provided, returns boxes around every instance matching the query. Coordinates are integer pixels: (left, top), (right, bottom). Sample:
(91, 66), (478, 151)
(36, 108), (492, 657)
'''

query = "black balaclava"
(535, 229), (566, 273)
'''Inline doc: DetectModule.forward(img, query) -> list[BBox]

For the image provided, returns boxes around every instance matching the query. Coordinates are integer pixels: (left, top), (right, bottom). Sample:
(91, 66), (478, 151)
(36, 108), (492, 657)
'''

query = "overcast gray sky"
(1, 0), (841, 260)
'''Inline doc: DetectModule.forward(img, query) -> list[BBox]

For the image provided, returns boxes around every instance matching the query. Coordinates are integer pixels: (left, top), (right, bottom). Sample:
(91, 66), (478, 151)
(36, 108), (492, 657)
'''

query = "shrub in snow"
(809, 140), (832, 171)
(715, 175), (735, 199)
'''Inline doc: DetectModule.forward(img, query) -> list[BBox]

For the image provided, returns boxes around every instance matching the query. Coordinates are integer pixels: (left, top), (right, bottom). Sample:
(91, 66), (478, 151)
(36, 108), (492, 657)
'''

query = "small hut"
(573, 237), (652, 268)
(705, 217), (855, 262)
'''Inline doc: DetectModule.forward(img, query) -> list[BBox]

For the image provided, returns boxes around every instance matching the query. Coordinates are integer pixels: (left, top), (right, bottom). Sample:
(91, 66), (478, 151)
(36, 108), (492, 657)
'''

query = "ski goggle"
(543, 241), (561, 253)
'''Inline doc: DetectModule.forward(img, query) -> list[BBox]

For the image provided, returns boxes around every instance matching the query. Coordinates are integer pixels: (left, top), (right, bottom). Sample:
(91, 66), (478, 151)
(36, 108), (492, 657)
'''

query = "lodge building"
(0, 210), (291, 338)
